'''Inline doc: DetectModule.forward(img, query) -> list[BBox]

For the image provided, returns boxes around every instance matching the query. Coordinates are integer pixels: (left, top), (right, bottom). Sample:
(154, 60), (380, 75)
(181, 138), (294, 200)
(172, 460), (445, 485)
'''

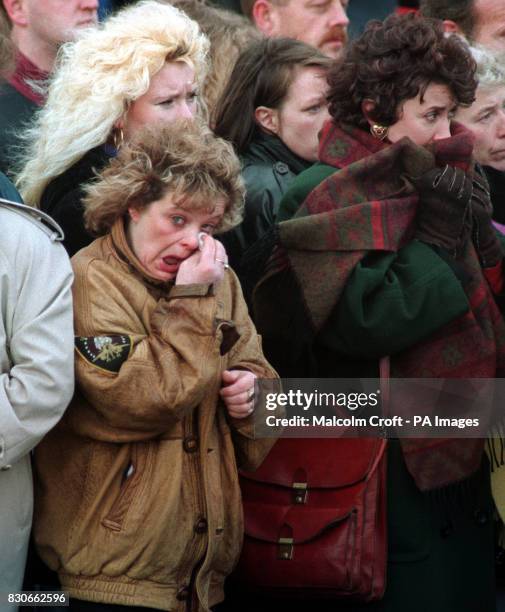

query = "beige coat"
(0, 195), (74, 612)
(34, 219), (278, 611)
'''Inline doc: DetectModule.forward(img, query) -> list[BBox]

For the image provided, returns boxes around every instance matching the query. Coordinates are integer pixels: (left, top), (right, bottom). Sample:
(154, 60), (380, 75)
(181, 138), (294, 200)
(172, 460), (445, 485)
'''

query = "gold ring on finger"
(215, 258), (229, 270)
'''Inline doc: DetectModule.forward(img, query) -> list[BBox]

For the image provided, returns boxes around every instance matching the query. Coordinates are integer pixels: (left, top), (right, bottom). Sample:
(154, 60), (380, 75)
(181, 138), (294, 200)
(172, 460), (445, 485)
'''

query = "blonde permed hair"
(82, 120), (244, 235)
(16, 0), (209, 207)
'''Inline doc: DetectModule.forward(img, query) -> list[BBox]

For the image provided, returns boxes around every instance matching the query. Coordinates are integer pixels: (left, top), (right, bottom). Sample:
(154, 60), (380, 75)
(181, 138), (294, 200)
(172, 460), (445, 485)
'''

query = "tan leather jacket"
(34, 219), (278, 611)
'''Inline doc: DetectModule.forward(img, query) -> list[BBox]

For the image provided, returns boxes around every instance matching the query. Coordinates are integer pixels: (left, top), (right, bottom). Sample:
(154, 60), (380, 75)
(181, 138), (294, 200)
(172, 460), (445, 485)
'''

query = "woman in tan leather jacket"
(32, 122), (279, 612)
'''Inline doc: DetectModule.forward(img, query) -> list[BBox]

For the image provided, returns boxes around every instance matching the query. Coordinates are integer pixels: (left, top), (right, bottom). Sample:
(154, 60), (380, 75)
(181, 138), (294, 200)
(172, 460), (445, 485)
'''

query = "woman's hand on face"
(220, 369), (256, 419)
(175, 234), (228, 285)
(408, 165), (473, 203)
(409, 165), (474, 253)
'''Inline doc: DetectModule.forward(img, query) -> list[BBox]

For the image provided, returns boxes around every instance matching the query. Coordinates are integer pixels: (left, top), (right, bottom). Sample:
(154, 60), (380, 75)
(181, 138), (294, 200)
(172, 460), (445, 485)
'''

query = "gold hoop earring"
(370, 124), (388, 141)
(113, 127), (124, 150)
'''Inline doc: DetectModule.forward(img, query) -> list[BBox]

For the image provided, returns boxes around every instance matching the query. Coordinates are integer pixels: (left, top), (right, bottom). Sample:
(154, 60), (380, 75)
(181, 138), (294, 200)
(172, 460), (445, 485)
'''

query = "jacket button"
(176, 586), (190, 601)
(183, 436), (198, 453)
(274, 161), (289, 175)
(474, 509), (489, 526)
(194, 518), (208, 534)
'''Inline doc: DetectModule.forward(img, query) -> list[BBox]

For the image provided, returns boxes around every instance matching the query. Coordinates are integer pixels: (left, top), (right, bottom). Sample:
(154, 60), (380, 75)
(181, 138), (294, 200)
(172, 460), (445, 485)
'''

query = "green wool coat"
(260, 162), (497, 612)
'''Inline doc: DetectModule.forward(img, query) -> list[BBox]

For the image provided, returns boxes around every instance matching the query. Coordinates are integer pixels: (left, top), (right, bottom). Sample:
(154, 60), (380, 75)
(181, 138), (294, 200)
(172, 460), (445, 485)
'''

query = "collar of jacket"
(244, 131), (312, 176)
(318, 119), (475, 173)
(110, 217), (175, 292)
(7, 51), (48, 106)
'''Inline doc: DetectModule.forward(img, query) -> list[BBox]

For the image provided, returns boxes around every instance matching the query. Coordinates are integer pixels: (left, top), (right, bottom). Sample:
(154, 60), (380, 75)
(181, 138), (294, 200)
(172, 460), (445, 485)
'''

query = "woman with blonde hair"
(16, 0), (209, 256)
(33, 120), (279, 611)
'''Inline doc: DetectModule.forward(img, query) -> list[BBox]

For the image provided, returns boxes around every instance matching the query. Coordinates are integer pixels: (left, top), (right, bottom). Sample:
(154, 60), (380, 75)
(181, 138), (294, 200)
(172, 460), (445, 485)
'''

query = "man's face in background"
(19, 0), (98, 49)
(471, 0), (505, 52)
(261, 0), (349, 58)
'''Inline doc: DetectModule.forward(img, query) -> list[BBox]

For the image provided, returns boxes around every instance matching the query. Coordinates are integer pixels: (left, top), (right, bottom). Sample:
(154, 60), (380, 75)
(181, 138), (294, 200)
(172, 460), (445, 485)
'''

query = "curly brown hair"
(83, 120), (244, 235)
(327, 13), (477, 130)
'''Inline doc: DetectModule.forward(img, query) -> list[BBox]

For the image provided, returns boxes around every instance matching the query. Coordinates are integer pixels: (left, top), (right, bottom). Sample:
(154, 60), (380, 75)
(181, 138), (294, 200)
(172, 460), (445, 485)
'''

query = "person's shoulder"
(0, 196), (65, 244)
(0, 89), (37, 176)
(242, 159), (280, 194)
(0, 81), (36, 107)
(0, 173), (65, 245)
(289, 162), (336, 194)
(41, 146), (111, 214)
(71, 236), (130, 291)
(241, 139), (297, 180)
(0, 171), (22, 201)
(241, 144), (280, 178)
(66, 146), (112, 184)
(241, 139), (274, 165)
(277, 163), (335, 221)
(0, 195), (71, 283)
(241, 151), (297, 208)
(0, 81), (37, 123)
(72, 235), (109, 269)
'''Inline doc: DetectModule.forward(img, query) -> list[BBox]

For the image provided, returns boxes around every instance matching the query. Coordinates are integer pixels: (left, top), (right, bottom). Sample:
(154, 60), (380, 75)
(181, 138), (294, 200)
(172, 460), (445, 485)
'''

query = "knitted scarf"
(254, 120), (505, 491)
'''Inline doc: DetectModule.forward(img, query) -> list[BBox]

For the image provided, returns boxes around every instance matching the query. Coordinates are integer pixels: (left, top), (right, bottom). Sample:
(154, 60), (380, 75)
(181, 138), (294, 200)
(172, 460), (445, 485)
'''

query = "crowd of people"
(2, 0), (505, 611)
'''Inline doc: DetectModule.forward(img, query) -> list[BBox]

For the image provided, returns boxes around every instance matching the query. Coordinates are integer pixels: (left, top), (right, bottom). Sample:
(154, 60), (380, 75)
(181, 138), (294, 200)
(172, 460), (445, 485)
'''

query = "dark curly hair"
(327, 13), (477, 130)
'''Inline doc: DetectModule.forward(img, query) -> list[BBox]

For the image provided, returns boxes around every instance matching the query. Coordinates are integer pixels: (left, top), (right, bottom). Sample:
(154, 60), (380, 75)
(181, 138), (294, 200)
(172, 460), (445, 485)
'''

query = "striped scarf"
(254, 120), (505, 490)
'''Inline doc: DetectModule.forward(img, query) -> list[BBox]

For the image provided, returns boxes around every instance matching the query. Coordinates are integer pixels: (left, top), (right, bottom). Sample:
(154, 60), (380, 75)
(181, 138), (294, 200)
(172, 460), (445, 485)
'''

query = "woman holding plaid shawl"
(251, 12), (504, 612)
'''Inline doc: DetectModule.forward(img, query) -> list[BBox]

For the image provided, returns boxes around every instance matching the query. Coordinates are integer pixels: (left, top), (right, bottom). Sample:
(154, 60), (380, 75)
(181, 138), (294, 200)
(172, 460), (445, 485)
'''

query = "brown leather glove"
(472, 172), (503, 268)
(408, 165), (473, 255)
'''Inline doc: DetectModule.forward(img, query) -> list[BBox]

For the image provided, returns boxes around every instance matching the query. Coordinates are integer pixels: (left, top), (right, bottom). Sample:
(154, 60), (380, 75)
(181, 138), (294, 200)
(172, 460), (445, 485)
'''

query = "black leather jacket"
(219, 131), (310, 272)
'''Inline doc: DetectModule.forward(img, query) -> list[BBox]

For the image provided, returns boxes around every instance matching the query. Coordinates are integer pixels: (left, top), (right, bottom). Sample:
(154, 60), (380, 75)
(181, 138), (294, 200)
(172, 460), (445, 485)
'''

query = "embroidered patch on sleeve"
(75, 335), (132, 373)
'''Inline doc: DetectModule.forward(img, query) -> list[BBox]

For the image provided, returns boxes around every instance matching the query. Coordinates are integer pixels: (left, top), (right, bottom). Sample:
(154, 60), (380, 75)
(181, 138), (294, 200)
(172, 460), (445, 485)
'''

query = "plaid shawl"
(254, 120), (505, 490)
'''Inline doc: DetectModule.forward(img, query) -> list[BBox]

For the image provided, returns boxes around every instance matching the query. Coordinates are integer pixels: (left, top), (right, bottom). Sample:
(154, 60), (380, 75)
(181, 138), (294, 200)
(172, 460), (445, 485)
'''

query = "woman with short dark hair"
(327, 12), (475, 129)
(252, 13), (503, 612)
